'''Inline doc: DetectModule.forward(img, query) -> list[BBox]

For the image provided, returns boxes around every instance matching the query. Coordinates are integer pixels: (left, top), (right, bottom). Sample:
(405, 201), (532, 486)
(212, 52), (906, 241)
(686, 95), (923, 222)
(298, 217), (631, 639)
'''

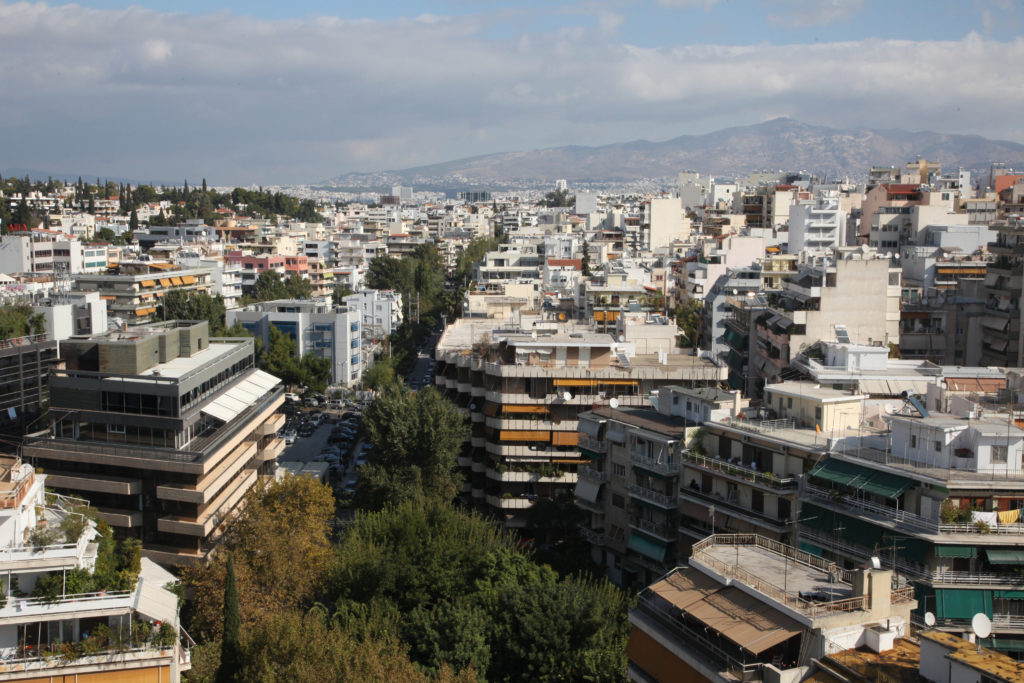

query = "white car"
(283, 430), (297, 445)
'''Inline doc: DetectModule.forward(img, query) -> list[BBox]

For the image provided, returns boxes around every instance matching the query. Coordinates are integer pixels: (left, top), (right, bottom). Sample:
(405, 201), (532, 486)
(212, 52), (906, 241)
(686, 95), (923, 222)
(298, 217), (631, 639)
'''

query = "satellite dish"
(563, 392), (572, 401)
(924, 612), (936, 627)
(531, 331), (537, 339)
(972, 613), (992, 640)
(618, 335), (625, 342)
(870, 556), (882, 569)
(469, 404), (477, 411)
(609, 398), (620, 409)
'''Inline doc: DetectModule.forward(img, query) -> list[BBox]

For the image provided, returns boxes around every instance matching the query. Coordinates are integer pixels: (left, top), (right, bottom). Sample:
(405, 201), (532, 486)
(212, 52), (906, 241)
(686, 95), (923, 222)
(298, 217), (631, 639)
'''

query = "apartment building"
(0, 456), (191, 680)
(435, 317), (726, 529)
(71, 265), (214, 326)
(787, 196), (846, 255)
(0, 335), (60, 447)
(981, 217), (1024, 367)
(22, 321), (285, 566)
(342, 289), (403, 338)
(628, 534), (916, 682)
(228, 299), (362, 386)
(0, 232), (94, 276)
(750, 249), (901, 393)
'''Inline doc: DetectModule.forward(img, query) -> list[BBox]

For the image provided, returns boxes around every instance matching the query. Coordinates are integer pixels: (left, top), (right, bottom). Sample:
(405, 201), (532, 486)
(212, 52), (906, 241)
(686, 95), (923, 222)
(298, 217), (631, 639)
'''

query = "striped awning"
(181, 275), (196, 284)
(170, 277), (183, 286)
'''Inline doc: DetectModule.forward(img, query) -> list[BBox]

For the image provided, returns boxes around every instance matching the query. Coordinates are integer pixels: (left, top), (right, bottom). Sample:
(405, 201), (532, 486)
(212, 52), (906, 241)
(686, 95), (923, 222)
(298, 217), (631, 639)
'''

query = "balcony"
(485, 495), (534, 510)
(578, 436), (606, 454)
(628, 517), (676, 542)
(260, 412), (285, 436)
(485, 468), (577, 484)
(678, 487), (789, 533)
(578, 525), (606, 546)
(681, 451), (797, 491)
(628, 484), (676, 509)
(578, 465), (608, 483)
(629, 452), (680, 476)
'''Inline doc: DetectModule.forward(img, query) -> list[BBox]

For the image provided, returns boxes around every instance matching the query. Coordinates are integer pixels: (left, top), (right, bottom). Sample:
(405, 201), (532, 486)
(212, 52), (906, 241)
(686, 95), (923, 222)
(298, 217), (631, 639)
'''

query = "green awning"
(986, 549), (1024, 565)
(628, 533), (667, 562)
(994, 590), (1024, 599)
(988, 638), (1024, 652)
(935, 589), (992, 620)
(800, 542), (824, 557)
(808, 458), (914, 499)
(579, 448), (603, 459)
(935, 546), (977, 558)
(800, 504), (883, 549)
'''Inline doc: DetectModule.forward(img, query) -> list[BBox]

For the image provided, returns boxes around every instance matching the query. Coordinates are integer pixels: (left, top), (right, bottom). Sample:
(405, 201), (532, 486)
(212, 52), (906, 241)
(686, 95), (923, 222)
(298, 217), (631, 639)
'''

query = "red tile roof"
(547, 258), (582, 269)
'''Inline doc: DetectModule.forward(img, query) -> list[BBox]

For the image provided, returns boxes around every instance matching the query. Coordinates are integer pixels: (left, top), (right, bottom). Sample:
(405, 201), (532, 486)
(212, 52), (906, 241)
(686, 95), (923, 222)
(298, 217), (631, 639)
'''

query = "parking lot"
(277, 403), (367, 494)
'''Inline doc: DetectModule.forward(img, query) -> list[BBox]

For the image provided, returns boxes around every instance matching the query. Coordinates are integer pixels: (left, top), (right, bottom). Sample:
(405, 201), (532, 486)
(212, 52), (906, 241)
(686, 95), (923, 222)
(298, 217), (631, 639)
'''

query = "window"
(910, 435), (917, 448)
(611, 493), (625, 509)
(612, 463), (626, 478)
(934, 440), (942, 452)
(992, 445), (1008, 464)
(815, 407), (822, 421)
(108, 424), (125, 434)
(787, 397), (793, 409)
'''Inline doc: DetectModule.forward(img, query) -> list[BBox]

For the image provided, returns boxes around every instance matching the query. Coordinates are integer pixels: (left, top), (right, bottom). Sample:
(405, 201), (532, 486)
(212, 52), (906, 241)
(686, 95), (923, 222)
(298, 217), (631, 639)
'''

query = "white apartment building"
(787, 195), (846, 255)
(343, 289), (404, 338)
(228, 299), (363, 386)
(0, 232), (96, 275)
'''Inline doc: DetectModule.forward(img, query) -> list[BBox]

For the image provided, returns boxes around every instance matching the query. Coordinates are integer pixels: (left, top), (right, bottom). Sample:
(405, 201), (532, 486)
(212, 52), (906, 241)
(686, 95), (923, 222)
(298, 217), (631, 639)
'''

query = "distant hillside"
(324, 118), (1024, 189)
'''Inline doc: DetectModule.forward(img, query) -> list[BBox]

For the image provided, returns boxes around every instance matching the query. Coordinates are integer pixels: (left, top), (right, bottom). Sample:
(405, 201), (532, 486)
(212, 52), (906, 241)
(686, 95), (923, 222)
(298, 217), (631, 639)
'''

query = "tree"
(674, 299), (703, 347)
(298, 352), (331, 393)
(263, 325), (301, 386)
(0, 304), (46, 340)
(581, 239), (592, 276)
(365, 256), (411, 295)
(251, 270), (288, 303)
(360, 357), (399, 391)
(355, 385), (469, 510)
(331, 283), (354, 306)
(283, 273), (312, 300)
(182, 475), (335, 641)
(217, 555), (241, 683)
(129, 209), (139, 232)
(156, 290), (227, 335)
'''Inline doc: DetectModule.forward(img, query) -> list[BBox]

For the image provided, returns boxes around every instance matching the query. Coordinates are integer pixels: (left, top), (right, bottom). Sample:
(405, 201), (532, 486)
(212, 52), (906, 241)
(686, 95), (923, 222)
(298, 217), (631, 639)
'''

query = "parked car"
(285, 392), (300, 402)
(283, 430), (297, 445)
(304, 397), (319, 408)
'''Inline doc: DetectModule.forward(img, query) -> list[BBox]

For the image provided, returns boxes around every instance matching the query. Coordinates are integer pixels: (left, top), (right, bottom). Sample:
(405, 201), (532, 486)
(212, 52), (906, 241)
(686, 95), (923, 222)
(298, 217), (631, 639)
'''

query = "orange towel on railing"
(998, 508), (1021, 525)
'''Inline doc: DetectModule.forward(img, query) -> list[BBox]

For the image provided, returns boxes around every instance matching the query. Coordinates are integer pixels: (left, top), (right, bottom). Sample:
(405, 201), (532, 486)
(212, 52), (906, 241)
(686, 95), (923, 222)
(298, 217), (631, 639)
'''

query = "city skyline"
(1, 0), (1021, 184)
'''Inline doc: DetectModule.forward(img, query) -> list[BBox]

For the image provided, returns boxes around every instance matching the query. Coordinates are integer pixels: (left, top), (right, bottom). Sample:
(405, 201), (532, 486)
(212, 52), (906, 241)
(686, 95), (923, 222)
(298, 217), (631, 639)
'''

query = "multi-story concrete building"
(787, 196), (846, 255)
(72, 265), (214, 326)
(0, 456), (192, 680)
(342, 289), (403, 338)
(628, 534), (916, 682)
(22, 321), (285, 566)
(982, 217), (1024, 367)
(228, 299), (362, 386)
(435, 317), (726, 529)
(0, 231), (92, 276)
(0, 334), (60, 446)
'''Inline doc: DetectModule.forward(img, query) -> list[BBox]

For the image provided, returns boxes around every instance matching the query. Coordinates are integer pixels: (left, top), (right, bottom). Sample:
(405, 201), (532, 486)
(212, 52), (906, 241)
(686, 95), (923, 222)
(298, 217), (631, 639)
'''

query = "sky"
(1, 0), (1022, 185)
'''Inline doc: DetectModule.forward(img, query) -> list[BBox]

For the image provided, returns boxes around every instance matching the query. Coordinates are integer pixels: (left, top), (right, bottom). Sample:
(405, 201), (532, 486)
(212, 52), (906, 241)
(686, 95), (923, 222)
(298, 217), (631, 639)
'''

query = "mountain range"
(323, 118), (1024, 190)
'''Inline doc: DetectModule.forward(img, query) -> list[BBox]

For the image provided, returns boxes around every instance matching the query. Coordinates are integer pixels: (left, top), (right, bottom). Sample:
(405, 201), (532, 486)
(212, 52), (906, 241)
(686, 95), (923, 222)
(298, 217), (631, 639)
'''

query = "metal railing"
(628, 484), (676, 508)
(629, 517), (675, 540)
(682, 451), (797, 490)
(728, 417), (798, 434)
(678, 487), (788, 530)
(578, 466), (608, 483)
(630, 452), (680, 476)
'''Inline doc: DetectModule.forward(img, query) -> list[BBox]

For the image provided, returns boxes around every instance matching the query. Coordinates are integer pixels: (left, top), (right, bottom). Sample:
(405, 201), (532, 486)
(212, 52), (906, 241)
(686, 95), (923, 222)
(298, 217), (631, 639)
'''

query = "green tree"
(355, 385), (469, 510)
(331, 283), (354, 306)
(283, 273), (312, 300)
(365, 256), (411, 294)
(217, 555), (241, 683)
(0, 304), (45, 340)
(263, 325), (301, 386)
(129, 209), (139, 232)
(298, 352), (331, 393)
(674, 299), (703, 347)
(156, 290), (227, 335)
(360, 357), (399, 391)
(251, 270), (288, 303)
(581, 239), (592, 276)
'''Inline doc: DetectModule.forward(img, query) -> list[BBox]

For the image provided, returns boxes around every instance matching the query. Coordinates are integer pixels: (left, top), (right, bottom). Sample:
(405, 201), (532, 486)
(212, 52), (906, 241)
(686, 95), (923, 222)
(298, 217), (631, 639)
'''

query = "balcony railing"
(628, 484), (676, 508)
(630, 452), (680, 476)
(681, 451), (797, 490)
(578, 525), (606, 546)
(578, 466), (608, 483)
(628, 517), (676, 541)
(578, 436), (606, 453)
(679, 486), (788, 531)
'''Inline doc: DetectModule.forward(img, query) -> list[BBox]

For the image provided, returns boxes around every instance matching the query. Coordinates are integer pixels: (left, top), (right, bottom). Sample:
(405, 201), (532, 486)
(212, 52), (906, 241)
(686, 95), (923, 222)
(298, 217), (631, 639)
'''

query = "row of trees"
(182, 479), (632, 682)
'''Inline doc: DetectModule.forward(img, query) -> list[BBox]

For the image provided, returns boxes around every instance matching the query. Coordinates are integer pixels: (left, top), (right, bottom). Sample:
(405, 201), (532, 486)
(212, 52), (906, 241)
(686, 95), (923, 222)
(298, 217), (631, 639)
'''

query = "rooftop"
(764, 381), (866, 403)
(138, 340), (245, 379)
(589, 405), (686, 437)
(919, 630), (1024, 682)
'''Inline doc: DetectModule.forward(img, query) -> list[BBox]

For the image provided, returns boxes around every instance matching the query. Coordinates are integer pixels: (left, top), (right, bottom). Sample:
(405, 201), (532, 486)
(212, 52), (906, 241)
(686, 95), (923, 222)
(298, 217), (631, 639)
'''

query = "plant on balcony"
(27, 525), (61, 549)
(939, 500), (975, 525)
(974, 520), (993, 534)
(153, 622), (177, 649)
(59, 511), (90, 545)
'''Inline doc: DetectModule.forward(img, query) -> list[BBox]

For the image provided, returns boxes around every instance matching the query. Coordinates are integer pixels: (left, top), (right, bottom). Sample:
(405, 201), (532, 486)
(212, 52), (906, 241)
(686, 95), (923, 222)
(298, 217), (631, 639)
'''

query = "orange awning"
(483, 402), (499, 416)
(503, 405), (548, 414)
(552, 431), (579, 446)
(597, 379), (638, 386)
(553, 379), (594, 387)
(159, 278), (172, 287)
(605, 311), (620, 321)
(181, 275), (196, 284)
(593, 311), (606, 321)
(101, 295), (116, 301)
(170, 277), (183, 286)
(499, 430), (550, 442)
(140, 280), (156, 287)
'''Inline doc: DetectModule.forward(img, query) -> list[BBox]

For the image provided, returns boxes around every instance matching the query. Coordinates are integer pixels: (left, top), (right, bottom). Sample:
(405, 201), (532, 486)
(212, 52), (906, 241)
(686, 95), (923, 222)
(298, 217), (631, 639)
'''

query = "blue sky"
(2, 1), (1022, 184)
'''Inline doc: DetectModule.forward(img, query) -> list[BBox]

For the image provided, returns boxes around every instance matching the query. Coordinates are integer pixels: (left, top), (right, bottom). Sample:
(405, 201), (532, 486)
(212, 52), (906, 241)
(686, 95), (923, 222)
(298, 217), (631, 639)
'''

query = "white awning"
(982, 315), (1009, 331)
(574, 479), (601, 504)
(201, 392), (249, 423)
(247, 369), (282, 392)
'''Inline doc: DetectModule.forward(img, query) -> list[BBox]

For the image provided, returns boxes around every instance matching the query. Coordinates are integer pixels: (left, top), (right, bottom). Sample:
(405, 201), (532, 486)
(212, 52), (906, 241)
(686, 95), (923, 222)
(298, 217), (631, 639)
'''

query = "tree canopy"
(355, 384), (469, 510)
(157, 290), (228, 335)
(0, 304), (45, 340)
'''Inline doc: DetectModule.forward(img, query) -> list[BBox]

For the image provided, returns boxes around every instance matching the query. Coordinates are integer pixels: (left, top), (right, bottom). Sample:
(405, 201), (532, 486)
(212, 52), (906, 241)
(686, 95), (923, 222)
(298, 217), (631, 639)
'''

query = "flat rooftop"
(590, 405), (686, 437)
(817, 638), (921, 683)
(699, 542), (852, 604)
(137, 340), (245, 379)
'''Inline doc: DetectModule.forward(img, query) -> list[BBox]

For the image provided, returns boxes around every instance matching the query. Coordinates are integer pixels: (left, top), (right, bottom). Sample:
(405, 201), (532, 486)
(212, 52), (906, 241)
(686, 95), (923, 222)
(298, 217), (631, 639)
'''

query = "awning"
(246, 369), (282, 393)
(808, 458), (914, 499)
(579, 419), (605, 439)
(503, 405), (548, 414)
(685, 586), (803, 654)
(648, 569), (724, 611)
(946, 378), (1006, 393)
(990, 338), (1009, 353)
(858, 379), (931, 396)
(159, 278), (172, 287)
(986, 549), (1024, 565)
(628, 533), (667, 562)
(483, 402), (499, 417)
(935, 589), (991, 620)
(552, 431), (578, 446)
(200, 393), (249, 423)
(169, 276), (182, 286)
(607, 429), (626, 444)
(553, 379), (594, 387)
(499, 430), (550, 442)
(597, 379), (638, 386)
(574, 479), (601, 504)
(982, 315), (1009, 331)
(181, 275), (196, 284)
(935, 546), (977, 558)
(140, 280), (156, 287)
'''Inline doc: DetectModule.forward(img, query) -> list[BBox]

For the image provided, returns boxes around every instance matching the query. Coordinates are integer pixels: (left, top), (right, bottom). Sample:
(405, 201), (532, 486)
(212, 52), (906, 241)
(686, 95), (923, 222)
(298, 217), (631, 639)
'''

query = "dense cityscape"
(3, 1), (1024, 682)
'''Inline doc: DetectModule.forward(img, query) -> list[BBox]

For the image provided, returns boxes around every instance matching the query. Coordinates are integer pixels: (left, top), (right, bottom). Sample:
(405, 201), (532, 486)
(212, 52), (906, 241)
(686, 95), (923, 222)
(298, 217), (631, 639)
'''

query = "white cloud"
(766, 0), (866, 27)
(0, 2), (1020, 183)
